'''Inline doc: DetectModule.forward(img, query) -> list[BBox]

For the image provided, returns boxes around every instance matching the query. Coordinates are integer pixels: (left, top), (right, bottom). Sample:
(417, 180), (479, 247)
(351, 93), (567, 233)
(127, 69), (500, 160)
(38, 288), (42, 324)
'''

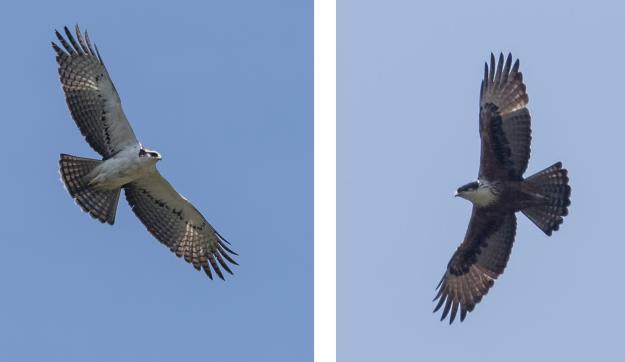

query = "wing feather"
(433, 210), (517, 323)
(479, 53), (531, 180)
(53, 25), (138, 158)
(124, 172), (237, 280)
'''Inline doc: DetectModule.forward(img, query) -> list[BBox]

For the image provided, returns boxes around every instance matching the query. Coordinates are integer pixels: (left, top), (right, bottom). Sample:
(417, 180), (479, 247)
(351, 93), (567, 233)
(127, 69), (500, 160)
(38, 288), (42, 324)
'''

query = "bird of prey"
(53, 25), (237, 280)
(433, 53), (571, 323)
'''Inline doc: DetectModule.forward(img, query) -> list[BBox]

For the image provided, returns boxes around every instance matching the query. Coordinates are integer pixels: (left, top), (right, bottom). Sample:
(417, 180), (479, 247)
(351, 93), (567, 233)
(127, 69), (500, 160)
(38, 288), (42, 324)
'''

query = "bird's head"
(455, 180), (497, 206)
(139, 147), (162, 161)
(455, 181), (479, 200)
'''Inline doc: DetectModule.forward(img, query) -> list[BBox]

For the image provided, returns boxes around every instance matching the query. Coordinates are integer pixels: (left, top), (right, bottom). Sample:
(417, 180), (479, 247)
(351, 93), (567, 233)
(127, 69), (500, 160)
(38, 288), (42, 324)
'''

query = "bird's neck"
(468, 181), (499, 207)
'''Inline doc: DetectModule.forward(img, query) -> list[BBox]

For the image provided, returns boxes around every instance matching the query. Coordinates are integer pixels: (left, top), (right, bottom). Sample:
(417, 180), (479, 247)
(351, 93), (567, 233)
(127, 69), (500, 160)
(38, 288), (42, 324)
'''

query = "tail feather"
(522, 162), (571, 236)
(59, 154), (120, 225)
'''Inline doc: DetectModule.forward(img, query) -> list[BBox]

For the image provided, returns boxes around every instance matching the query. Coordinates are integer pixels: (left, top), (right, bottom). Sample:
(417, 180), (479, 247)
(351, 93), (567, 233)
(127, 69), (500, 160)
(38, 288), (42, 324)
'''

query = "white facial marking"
(459, 182), (497, 207)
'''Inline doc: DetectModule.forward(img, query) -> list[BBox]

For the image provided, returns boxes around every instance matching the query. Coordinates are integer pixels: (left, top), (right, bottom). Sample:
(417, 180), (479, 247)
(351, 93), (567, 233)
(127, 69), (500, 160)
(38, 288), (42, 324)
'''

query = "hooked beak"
(454, 191), (460, 197)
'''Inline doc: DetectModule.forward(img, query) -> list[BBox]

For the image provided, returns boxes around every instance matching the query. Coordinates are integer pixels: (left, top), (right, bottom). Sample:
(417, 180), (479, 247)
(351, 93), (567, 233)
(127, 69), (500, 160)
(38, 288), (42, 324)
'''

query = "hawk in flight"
(53, 25), (237, 280)
(433, 53), (571, 323)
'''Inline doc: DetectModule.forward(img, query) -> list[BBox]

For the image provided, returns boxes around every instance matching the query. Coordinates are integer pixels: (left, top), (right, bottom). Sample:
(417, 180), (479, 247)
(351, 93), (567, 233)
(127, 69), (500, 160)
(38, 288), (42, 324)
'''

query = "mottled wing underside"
(479, 53), (532, 180)
(52, 25), (138, 158)
(124, 172), (237, 279)
(434, 210), (517, 323)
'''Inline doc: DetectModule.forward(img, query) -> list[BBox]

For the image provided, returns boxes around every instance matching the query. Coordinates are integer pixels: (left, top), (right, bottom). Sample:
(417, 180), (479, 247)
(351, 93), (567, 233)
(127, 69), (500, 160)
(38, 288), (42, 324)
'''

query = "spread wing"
(479, 53), (531, 181)
(124, 172), (237, 280)
(52, 25), (139, 158)
(433, 210), (517, 324)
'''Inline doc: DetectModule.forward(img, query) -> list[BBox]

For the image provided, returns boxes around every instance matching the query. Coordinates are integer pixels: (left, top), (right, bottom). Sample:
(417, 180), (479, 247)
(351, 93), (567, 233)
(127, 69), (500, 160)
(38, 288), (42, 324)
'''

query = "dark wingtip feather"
(215, 253), (234, 275)
(215, 269), (225, 280)
(440, 299), (452, 321)
(84, 30), (96, 56)
(217, 234), (238, 255)
(449, 303), (458, 324)
(512, 58), (520, 73)
(51, 41), (64, 56)
(488, 53), (496, 83)
(494, 53), (504, 84)
(433, 294), (445, 312)
(215, 230), (232, 245)
(220, 243), (238, 256)
(63, 26), (82, 55)
(217, 245), (238, 265)
(203, 265), (214, 280)
(433, 288), (443, 302)
(503, 53), (512, 74)
(55, 28), (75, 55)
(74, 24), (91, 55)
(208, 254), (225, 280)
(435, 274), (445, 290)
(94, 43), (104, 64)
(433, 274), (445, 301)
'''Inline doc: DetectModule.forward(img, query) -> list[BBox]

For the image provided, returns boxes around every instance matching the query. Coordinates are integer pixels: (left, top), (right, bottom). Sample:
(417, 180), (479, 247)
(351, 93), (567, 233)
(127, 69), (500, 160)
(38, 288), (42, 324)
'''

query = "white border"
(314, 0), (336, 361)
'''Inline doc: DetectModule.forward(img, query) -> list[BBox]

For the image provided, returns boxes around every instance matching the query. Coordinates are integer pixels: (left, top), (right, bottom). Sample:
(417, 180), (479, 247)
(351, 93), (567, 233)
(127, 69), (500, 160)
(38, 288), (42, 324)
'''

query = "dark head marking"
(457, 181), (479, 194)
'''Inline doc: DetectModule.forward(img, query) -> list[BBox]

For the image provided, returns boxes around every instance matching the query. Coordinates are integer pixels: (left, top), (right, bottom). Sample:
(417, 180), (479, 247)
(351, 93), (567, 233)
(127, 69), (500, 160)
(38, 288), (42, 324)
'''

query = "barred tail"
(59, 154), (120, 225)
(522, 162), (571, 236)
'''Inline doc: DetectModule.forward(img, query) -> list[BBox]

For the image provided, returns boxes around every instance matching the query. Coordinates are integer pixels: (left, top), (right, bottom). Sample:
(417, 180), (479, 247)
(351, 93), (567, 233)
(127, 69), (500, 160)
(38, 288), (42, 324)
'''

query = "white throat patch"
(460, 182), (498, 207)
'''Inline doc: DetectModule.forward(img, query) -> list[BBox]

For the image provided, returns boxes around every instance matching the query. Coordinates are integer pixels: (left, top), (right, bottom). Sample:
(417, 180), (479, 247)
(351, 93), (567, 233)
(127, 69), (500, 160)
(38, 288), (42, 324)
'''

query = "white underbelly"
(90, 155), (155, 190)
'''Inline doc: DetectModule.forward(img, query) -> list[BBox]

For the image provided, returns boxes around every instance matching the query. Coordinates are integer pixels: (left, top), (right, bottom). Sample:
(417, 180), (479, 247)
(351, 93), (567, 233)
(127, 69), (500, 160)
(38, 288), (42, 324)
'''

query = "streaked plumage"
(54, 25), (236, 280)
(433, 53), (571, 323)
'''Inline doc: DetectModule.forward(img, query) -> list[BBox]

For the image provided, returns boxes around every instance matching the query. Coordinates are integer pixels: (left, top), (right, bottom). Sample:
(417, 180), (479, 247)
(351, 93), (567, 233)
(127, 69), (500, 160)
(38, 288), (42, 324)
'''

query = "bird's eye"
(139, 149), (146, 157)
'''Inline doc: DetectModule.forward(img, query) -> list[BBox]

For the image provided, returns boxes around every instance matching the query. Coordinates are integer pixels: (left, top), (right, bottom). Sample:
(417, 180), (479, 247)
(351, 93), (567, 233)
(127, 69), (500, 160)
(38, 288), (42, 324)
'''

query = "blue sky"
(0, 1), (312, 361)
(339, 1), (624, 361)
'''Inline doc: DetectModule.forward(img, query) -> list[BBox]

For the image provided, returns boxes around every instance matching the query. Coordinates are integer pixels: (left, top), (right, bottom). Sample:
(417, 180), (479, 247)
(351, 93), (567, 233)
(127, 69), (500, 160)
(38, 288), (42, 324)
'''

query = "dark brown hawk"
(433, 53), (571, 323)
